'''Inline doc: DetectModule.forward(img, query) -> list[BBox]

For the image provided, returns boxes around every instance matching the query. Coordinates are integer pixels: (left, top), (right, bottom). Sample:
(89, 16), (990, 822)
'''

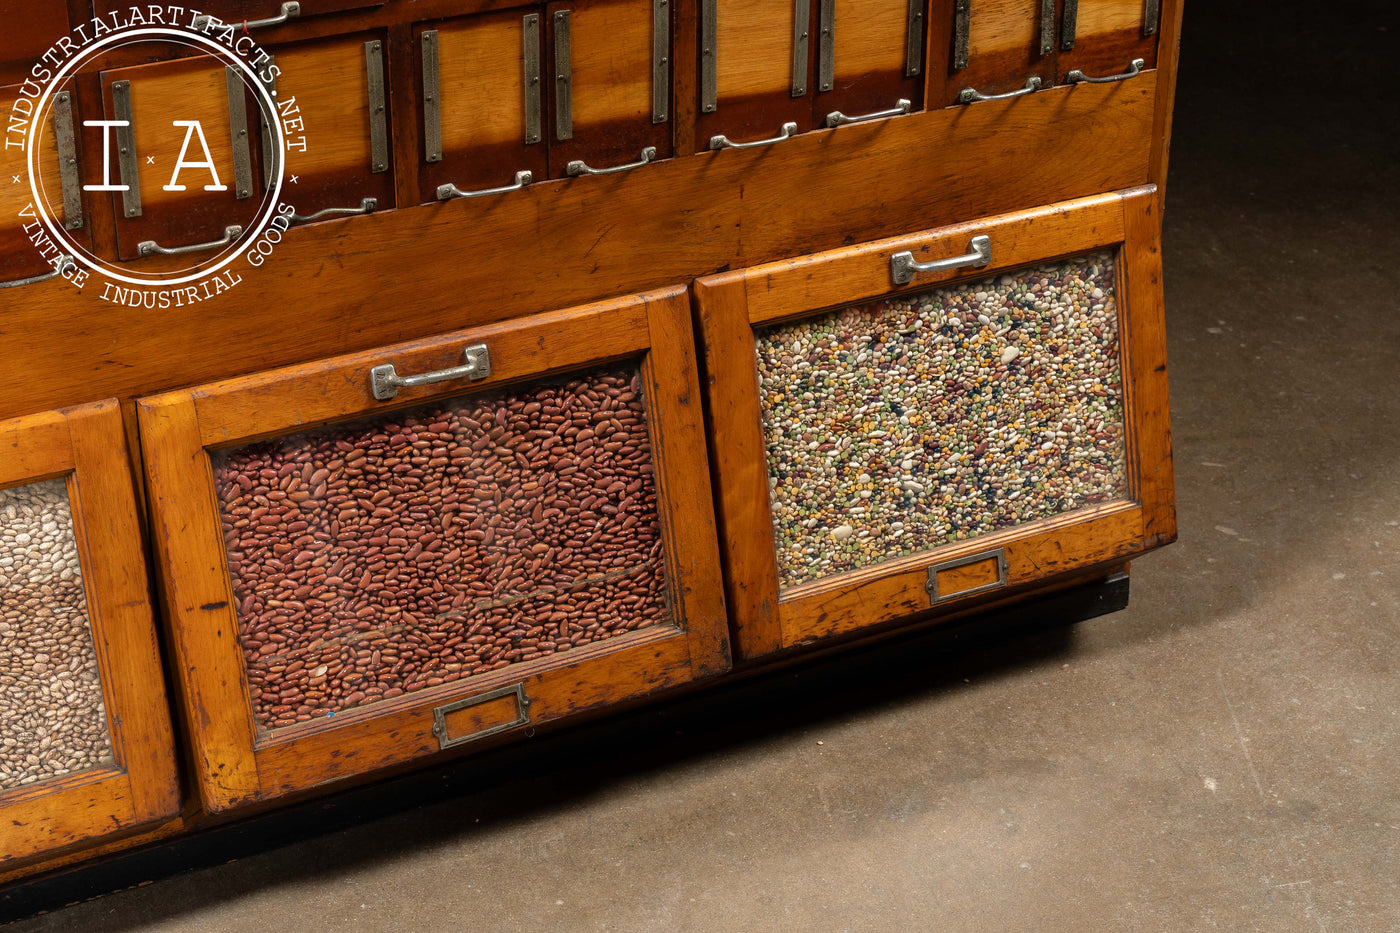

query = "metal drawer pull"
(709, 122), (798, 151)
(290, 198), (378, 225)
(194, 2), (299, 31)
(890, 235), (991, 286)
(0, 255), (76, 289)
(958, 76), (1041, 104)
(371, 344), (491, 401)
(1067, 58), (1145, 85)
(137, 225), (242, 258)
(926, 548), (1009, 605)
(566, 146), (657, 177)
(825, 99), (912, 128)
(292, 199), (377, 224)
(432, 683), (532, 750)
(437, 171), (533, 201)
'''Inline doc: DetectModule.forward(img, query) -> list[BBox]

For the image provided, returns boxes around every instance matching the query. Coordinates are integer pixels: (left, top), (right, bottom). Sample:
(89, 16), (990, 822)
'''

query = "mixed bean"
(756, 253), (1127, 588)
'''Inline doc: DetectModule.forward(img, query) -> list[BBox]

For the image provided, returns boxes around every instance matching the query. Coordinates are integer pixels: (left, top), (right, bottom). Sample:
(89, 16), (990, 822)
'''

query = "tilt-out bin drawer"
(137, 286), (729, 812)
(693, 187), (1175, 659)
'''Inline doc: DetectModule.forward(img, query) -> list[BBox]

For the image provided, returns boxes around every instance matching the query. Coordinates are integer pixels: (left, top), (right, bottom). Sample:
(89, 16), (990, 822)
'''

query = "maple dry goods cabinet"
(0, 0), (1180, 885)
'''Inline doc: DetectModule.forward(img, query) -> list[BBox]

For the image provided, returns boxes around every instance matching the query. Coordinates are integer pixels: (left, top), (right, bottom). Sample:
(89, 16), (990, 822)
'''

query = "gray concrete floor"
(10, 3), (1400, 930)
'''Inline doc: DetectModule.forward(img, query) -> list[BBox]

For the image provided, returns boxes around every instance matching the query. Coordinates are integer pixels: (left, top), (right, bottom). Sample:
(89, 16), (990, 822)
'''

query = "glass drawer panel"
(755, 251), (1128, 589)
(210, 364), (670, 731)
(0, 479), (113, 791)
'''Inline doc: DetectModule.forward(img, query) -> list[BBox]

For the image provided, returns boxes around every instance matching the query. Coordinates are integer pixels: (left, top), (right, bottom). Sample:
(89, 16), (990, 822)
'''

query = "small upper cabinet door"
(812, 0), (926, 129)
(0, 2), (70, 76)
(416, 10), (548, 204)
(260, 31), (395, 226)
(931, 0), (1057, 108)
(0, 402), (179, 865)
(98, 57), (265, 264)
(1, 83), (88, 288)
(694, 189), (1175, 659)
(545, 0), (672, 179)
(91, 1), (384, 32)
(138, 288), (729, 813)
(1056, 0), (1159, 86)
(694, 0), (821, 152)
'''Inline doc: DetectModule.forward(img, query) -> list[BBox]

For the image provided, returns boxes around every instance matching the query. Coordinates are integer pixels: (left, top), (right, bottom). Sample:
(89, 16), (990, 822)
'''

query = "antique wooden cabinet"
(0, 0), (1182, 886)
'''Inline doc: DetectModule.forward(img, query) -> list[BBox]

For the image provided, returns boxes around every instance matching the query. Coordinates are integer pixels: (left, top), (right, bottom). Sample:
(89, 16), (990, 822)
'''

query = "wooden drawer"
(930, 0), (1057, 107)
(415, 9), (549, 203)
(545, 0), (672, 178)
(0, 402), (179, 864)
(263, 30), (395, 225)
(812, 0), (926, 129)
(137, 287), (729, 812)
(1, 82), (87, 286)
(694, 188), (1174, 658)
(693, 0), (822, 152)
(97, 57), (265, 263)
(1056, 0), (1160, 85)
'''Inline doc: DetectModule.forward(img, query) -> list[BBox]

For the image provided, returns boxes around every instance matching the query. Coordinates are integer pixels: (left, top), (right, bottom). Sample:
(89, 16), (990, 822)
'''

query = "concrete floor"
(10, 3), (1400, 930)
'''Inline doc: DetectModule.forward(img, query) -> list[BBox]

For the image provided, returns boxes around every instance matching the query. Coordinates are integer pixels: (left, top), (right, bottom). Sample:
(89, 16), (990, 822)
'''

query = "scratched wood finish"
(1057, 0), (1160, 83)
(545, 0), (673, 177)
(261, 30), (398, 219)
(1148, 0), (1183, 211)
(2, 76), (1156, 424)
(0, 402), (180, 865)
(138, 287), (729, 812)
(1, 82), (90, 282)
(97, 57), (265, 262)
(414, 10), (549, 203)
(812, 0), (924, 126)
(693, 188), (1175, 657)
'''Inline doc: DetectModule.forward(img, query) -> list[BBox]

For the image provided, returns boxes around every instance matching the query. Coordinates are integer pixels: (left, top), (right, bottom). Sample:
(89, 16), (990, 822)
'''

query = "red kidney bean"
(211, 366), (670, 731)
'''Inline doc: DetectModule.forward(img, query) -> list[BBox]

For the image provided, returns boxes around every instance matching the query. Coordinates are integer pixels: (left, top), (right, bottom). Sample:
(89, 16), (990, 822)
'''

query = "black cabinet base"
(1, 572), (1129, 922)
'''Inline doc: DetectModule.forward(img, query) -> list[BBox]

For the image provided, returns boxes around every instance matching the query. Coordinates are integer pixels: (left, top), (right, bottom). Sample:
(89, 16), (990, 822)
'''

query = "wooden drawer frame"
(0, 402), (179, 864)
(694, 187), (1175, 658)
(137, 285), (729, 812)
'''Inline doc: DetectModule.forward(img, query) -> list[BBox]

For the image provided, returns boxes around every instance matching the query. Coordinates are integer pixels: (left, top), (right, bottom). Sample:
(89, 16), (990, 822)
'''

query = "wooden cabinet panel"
(91, 0), (383, 31)
(1, 82), (88, 286)
(929, 0), (1056, 108)
(138, 287), (729, 812)
(694, 0), (821, 152)
(0, 2), (70, 73)
(813, 0), (925, 128)
(1057, 0), (1159, 84)
(415, 10), (548, 204)
(98, 57), (265, 263)
(0, 402), (179, 865)
(546, 0), (671, 178)
(694, 188), (1175, 658)
(262, 30), (395, 225)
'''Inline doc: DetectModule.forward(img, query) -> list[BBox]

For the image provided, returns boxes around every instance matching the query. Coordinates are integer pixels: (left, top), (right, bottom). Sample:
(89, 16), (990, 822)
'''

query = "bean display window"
(138, 287), (729, 812)
(694, 189), (1175, 658)
(0, 402), (178, 865)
